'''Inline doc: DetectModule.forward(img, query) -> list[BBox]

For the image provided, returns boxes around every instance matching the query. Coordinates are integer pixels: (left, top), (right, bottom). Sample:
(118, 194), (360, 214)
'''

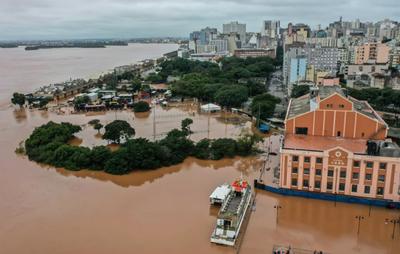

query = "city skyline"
(1, 0), (399, 40)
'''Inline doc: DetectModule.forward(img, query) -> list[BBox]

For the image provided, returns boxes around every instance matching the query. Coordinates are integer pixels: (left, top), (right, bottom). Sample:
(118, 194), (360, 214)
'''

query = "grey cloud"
(0, 0), (399, 40)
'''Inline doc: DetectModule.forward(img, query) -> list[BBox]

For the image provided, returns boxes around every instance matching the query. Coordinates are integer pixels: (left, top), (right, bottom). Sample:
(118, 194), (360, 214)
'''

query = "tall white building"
(209, 39), (228, 53)
(261, 20), (280, 38)
(223, 21), (246, 43)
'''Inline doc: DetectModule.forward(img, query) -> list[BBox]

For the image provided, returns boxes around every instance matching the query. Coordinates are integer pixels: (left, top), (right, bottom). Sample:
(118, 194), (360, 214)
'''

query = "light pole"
(385, 217), (400, 240)
(355, 215), (365, 235)
(274, 205), (282, 225)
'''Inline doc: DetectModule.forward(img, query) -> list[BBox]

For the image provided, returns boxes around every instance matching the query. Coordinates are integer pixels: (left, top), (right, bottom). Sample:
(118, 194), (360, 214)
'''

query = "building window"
(340, 171), (346, 178)
(353, 161), (360, 167)
(352, 184), (358, 192)
(339, 104), (345, 108)
(365, 173), (372, 181)
(327, 182), (333, 190)
(304, 157), (310, 163)
(379, 163), (387, 170)
(292, 156), (299, 162)
(328, 169), (334, 177)
(339, 183), (345, 191)
(303, 179), (309, 187)
(316, 157), (323, 164)
(315, 169), (322, 176)
(292, 167), (298, 174)
(364, 186), (371, 194)
(378, 175), (385, 182)
(326, 103), (333, 108)
(291, 178), (298, 186)
(304, 168), (310, 175)
(315, 180), (321, 189)
(377, 187), (384, 195)
(295, 127), (308, 135)
(352, 172), (359, 179)
(366, 162), (374, 168)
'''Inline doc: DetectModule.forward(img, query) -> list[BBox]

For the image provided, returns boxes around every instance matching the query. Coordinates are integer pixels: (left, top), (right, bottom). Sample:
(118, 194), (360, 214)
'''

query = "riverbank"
(0, 43), (179, 105)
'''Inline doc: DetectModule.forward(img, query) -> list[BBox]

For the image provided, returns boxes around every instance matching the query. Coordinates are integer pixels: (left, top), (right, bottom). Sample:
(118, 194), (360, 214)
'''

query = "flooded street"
(1, 105), (399, 254)
(0, 46), (399, 254)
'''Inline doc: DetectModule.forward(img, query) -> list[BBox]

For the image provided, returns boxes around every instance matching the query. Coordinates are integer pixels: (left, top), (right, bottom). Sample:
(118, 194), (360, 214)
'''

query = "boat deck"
(225, 195), (242, 213)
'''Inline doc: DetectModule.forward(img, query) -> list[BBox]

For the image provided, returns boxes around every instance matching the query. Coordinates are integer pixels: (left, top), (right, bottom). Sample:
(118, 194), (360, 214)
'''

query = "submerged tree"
(94, 123), (103, 133)
(181, 118), (193, 135)
(102, 120), (135, 144)
(11, 93), (26, 107)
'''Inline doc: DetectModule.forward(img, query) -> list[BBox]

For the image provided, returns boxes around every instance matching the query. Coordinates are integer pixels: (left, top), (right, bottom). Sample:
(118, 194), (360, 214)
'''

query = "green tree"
(210, 138), (237, 160)
(104, 148), (131, 175)
(74, 95), (90, 107)
(131, 78), (142, 92)
(215, 85), (248, 108)
(291, 85), (310, 98)
(90, 146), (112, 170)
(94, 123), (103, 133)
(236, 130), (262, 156)
(133, 101), (150, 112)
(102, 120), (135, 144)
(193, 139), (211, 159)
(11, 93), (26, 107)
(39, 98), (51, 108)
(251, 93), (281, 121)
(88, 119), (100, 125)
(181, 118), (193, 135)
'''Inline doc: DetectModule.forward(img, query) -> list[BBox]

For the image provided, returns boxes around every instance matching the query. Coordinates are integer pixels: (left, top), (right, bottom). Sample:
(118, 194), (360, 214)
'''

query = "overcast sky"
(0, 0), (399, 40)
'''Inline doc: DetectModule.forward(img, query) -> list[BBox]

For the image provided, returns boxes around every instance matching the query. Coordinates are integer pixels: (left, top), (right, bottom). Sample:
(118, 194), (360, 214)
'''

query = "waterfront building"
(280, 85), (400, 203)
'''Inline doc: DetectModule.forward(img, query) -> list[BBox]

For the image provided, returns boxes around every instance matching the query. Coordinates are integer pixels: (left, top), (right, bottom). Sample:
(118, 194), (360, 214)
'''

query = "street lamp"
(385, 217), (400, 240)
(355, 215), (365, 235)
(274, 205), (282, 225)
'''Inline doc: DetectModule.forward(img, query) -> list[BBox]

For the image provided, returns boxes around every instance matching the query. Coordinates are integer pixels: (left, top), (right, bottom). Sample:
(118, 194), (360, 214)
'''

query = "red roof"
(231, 180), (248, 192)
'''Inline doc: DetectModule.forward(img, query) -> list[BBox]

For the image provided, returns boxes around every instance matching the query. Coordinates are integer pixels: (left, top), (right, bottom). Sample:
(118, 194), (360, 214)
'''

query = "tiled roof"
(283, 134), (367, 154)
(286, 85), (385, 124)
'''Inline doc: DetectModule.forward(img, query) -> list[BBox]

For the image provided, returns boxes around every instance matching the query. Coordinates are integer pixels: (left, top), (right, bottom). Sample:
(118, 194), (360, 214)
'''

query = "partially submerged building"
(279, 85), (400, 204)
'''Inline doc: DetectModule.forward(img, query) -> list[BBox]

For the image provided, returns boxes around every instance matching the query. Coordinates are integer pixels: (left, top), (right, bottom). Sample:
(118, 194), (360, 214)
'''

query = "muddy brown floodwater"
(0, 45), (399, 254)
(1, 103), (399, 254)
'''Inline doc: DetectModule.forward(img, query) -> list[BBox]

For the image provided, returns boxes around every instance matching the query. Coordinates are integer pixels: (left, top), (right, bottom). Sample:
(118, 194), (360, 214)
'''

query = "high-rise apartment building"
(354, 42), (390, 64)
(261, 20), (280, 38)
(223, 21), (246, 43)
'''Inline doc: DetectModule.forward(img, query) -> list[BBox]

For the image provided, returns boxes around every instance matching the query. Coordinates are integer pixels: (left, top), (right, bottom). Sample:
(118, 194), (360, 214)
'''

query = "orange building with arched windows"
(280, 85), (400, 203)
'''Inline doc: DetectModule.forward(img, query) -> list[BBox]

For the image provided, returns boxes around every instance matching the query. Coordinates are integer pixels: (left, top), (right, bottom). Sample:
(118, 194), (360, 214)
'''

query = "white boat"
(209, 184), (231, 205)
(210, 179), (252, 246)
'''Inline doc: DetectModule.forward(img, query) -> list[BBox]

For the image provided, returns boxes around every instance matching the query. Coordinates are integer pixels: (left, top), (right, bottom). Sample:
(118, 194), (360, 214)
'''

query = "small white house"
(201, 103), (221, 113)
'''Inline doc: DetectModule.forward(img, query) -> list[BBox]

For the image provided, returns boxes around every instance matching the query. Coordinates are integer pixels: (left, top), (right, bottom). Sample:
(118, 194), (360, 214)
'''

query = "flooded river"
(0, 46), (399, 254)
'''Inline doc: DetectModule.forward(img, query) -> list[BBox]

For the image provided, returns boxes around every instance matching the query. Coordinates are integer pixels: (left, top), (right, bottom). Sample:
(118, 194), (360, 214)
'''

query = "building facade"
(354, 42), (390, 64)
(233, 48), (276, 59)
(223, 21), (246, 43)
(280, 86), (400, 203)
